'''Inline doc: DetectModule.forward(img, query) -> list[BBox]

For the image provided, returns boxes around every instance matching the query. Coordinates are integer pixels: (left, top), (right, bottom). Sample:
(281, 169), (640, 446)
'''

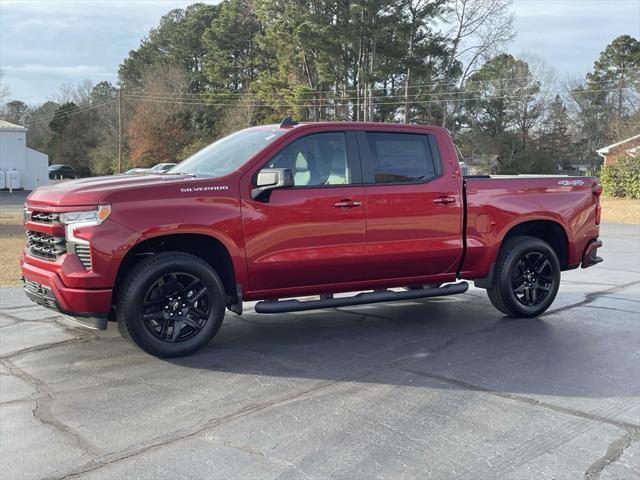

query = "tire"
(116, 252), (226, 358)
(486, 236), (561, 318)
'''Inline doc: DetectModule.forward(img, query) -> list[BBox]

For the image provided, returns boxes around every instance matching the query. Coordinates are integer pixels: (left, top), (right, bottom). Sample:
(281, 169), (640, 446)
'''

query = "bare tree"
(512, 55), (555, 152)
(127, 65), (192, 167)
(441, 0), (515, 127)
(563, 76), (611, 168)
(0, 69), (9, 106)
(218, 92), (258, 137)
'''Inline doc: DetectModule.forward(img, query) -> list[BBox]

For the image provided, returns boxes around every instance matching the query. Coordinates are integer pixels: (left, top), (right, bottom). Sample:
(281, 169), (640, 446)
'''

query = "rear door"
(358, 129), (463, 281)
(241, 131), (366, 293)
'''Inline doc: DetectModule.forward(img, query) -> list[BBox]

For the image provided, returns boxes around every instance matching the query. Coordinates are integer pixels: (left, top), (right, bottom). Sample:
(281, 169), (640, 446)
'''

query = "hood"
(27, 174), (189, 207)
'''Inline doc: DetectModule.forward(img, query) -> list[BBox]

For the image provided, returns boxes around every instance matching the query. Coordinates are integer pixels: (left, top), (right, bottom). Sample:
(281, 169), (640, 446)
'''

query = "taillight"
(593, 182), (602, 225)
(592, 182), (603, 197)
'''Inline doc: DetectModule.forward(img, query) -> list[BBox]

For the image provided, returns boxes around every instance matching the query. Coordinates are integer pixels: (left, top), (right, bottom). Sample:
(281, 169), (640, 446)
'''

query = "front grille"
(30, 211), (60, 223)
(74, 244), (92, 270)
(26, 231), (66, 261)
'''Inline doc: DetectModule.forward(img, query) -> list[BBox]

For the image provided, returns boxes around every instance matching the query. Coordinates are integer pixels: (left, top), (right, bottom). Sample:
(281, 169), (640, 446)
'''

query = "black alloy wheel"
(511, 251), (555, 307)
(486, 236), (561, 318)
(117, 252), (226, 357)
(142, 272), (211, 343)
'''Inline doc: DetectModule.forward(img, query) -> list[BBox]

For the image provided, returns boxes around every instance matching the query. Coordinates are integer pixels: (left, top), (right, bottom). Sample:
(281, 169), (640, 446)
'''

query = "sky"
(1, 0), (639, 105)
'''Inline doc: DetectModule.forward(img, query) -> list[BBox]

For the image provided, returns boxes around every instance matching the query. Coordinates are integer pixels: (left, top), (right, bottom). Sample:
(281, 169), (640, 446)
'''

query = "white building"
(0, 120), (48, 190)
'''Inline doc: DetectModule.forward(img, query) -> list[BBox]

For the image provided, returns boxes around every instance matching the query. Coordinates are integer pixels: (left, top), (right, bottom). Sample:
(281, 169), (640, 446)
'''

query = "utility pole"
(117, 87), (122, 174)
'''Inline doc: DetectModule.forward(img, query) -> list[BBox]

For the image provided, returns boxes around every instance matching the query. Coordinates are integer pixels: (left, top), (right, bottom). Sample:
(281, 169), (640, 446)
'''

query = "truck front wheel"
(116, 252), (226, 357)
(487, 236), (560, 318)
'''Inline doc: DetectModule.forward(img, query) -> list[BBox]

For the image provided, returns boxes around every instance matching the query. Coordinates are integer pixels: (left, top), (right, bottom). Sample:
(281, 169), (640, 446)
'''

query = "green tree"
(463, 54), (543, 171)
(119, 3), (219, 91)
(254, 0), (342, 120)
(49, 102), (77, 135)
(90, 81), (117, 102)
(25, 101), (59, 154)
(542, 95), (573, 171)
(203, 0), (262, 91)
(87, 82), (119, 174)
(396, 0), (447, 123)
(48, 102), (94, 174)
(564, 36), (639, 169)
(587, 35), (640, 119)
(3, 100), (28, 125)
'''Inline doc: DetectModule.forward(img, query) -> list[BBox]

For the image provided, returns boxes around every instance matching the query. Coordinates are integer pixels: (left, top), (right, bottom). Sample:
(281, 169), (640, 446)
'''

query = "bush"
(601, 154), (640, 199)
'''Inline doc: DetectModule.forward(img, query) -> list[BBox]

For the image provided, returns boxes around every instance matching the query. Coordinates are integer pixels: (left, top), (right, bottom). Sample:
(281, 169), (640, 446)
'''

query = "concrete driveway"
(1, 224), (638, 480)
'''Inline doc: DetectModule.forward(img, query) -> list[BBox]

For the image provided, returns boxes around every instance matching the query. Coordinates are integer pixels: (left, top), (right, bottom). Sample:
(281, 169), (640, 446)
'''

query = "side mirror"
(251, 168), (294, 200)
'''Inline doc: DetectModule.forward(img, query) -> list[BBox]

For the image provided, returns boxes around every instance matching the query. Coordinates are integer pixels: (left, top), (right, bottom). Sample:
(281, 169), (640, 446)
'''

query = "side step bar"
(254, 282), (469, 314)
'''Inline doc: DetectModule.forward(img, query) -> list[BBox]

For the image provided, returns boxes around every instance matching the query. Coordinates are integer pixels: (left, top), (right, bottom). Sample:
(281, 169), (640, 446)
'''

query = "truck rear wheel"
(116, 252), (226, 358)
(486, 236), (560, 318)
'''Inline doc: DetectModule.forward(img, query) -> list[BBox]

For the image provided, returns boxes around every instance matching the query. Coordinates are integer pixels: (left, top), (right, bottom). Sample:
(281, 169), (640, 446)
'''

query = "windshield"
(170, 128), (285, 177)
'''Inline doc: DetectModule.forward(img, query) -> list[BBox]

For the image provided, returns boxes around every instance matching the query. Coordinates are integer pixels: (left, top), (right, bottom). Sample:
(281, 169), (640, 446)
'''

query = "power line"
(123, 84), (638, 105)
(27, 98), (116, 124)
(21, 84), (638, 125)
(121, 86), (637, 109)
(119, 72), (640, 99)
(26, 98), (117, 124)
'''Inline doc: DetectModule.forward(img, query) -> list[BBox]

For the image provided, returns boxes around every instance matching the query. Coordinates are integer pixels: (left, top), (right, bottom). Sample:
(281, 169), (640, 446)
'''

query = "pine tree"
(543, 95), (573, 172)
(587, 35), (640, 120)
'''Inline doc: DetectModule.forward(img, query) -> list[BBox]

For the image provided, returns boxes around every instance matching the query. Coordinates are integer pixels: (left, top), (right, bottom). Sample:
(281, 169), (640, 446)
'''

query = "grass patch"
(601, 197), (640, 224)
(0, 211), (24, 287)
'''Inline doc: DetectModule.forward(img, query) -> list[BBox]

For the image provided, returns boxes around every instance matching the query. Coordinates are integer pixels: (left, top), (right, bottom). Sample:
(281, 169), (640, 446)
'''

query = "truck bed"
(460, 175), (600, 279)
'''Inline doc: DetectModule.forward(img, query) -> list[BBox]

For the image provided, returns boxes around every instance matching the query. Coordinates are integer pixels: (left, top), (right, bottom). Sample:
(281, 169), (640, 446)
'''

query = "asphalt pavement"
(0, 190), (29, 214)
(0, 223), (638, 480)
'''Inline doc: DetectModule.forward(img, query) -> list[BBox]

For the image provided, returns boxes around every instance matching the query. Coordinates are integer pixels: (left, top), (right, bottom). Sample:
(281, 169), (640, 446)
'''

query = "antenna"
(279, 116), (298, 128)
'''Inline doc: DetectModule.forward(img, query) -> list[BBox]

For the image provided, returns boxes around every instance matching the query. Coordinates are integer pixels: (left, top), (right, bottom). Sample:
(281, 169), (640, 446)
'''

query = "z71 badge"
(557, 179), (585, 186)
(180, 185), (229, 193)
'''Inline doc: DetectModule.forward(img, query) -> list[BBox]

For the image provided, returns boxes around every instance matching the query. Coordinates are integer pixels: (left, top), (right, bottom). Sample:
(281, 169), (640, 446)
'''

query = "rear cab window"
(358, 131), (442, 184)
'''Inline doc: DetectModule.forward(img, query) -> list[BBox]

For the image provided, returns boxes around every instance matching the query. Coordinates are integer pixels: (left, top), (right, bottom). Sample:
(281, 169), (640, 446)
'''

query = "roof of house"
(0, 119), (27, 132)
(596, 134), (640, 155)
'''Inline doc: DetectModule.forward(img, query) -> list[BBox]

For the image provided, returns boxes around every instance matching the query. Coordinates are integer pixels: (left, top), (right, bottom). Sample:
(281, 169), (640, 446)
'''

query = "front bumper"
(581, 238), (603, 268)
(21, 260), (112, 330)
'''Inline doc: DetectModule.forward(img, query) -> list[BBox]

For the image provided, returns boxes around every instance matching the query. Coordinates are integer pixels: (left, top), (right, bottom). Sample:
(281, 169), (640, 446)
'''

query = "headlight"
(60, 205), (111, 245)
(60, 205), (111, 225)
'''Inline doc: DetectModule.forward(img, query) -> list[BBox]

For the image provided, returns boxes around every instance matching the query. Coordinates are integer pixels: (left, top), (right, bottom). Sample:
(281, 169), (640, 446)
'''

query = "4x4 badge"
(557, 180), (585, 186)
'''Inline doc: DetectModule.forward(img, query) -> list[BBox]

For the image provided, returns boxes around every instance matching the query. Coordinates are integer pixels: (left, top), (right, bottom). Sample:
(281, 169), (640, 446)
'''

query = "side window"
(266, 132), (350, 187)
(363, 132), (438, 184)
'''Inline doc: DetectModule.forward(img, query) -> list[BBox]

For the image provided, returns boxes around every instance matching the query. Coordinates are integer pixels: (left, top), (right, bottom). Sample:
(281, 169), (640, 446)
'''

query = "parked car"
(21, 119), (603, 357)
(125, 163), (177, 175)
(48, 164), (76, 179)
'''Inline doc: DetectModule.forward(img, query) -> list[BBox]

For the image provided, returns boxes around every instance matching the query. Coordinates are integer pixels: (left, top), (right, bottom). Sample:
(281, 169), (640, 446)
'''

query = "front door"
(358, 130), (464, 281)
(241, 131), (366, 294)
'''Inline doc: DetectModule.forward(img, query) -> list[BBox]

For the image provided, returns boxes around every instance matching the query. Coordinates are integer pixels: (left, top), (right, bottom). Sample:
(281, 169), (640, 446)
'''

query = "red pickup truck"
(21, 120), (603, 357)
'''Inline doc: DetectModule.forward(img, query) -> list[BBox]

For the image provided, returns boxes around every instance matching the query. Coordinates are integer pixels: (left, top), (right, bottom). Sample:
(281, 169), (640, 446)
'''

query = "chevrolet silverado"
(21, 119), (603, 357)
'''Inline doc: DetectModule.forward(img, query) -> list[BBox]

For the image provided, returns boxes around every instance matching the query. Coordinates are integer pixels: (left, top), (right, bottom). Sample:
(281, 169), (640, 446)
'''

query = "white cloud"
(4, 64), (111, 76)
(0, 0), (637, 104)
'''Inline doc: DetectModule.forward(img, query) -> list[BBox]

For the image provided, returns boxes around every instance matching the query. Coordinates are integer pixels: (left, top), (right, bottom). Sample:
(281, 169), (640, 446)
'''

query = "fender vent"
(74, 244), (92, 270)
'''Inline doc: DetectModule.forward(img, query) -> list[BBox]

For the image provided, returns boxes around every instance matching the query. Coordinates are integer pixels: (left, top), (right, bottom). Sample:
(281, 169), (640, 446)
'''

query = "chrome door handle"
(334, 200), (362, 208)
(432, 196), (456, 205)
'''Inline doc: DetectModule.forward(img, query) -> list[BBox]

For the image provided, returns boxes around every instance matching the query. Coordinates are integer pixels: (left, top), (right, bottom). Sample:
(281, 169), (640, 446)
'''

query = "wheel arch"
(113, 233), (239, 308)
(501, 219), (569, 269)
